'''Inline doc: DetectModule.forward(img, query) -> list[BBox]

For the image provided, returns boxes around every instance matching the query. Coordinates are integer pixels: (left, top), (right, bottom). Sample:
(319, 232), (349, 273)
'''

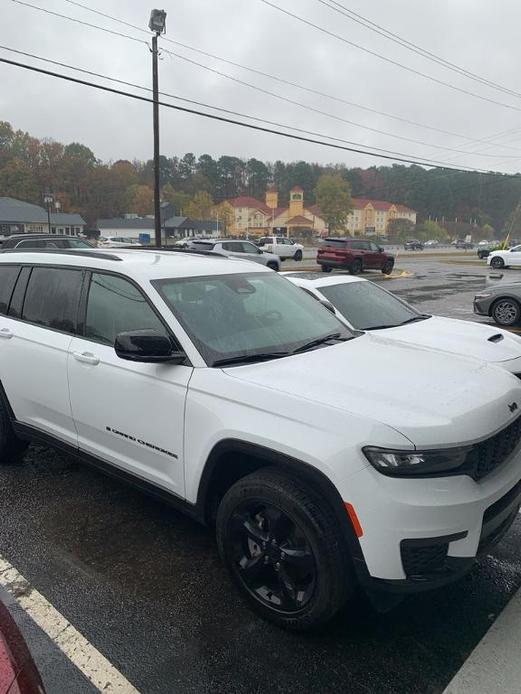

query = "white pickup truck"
(257, 236), (304, 261)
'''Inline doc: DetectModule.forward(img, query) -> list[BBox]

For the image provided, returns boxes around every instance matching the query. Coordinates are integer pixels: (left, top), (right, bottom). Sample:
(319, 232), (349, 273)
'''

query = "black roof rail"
(1, 248), (122, 261)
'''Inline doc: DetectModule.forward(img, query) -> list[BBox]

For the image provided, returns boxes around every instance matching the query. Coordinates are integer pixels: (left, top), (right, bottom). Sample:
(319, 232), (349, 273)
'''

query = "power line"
(9, 0), (521, 163)
(259, 0), (521, 114)
(56, 0), (515, 148)
(316, 0), (521, 100)
(13, 0), (521, 156)
(3, 43), (478, 162)
(0, 54), (513, 176)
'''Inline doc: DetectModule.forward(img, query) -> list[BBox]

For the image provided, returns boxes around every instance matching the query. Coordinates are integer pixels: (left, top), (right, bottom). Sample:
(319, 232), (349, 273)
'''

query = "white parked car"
(98, 236), (142, 248)
(487, 245), (521, 269)
(284, 272), (521, 374)
(257, 236), (304, 261)
(188, 239), (280, 271)
(1, 249), (521, 631)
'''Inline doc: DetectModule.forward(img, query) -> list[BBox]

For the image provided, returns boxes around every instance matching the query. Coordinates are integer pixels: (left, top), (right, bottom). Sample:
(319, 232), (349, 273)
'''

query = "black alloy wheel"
(382, 259), (394, 275)
(217, 468), (354, 630)
(227, 502), (316, 613)
(350, 258), (363, 275)
(294, 249), (303, 261)
(491, 298), (521, 326)
(491, 256), (505, 269)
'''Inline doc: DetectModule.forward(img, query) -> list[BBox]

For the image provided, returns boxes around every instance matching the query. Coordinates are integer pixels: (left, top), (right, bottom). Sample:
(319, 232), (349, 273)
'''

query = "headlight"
(474, 293), (491, 299)
(363, 446), (471, 477)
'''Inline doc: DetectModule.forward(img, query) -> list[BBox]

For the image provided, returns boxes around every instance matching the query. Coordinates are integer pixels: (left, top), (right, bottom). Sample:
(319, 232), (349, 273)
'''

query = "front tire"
(382, 260), (394, 275)
(0, 397), (27, 464)
(491, 257), (505, 269)
(491, 298), (521, 326)
(349, 259), (363, 275)
(216, 468), (354, 631)
(321, 265), (332, 273)
(294, 250), (303, 261)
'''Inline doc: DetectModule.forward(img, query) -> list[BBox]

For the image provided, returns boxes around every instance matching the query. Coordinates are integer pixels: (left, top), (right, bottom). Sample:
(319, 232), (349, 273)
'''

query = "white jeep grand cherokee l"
(0, 248), (521, 631)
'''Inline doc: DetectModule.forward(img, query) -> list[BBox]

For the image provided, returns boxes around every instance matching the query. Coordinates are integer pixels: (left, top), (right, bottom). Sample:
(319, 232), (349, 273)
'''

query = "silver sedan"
(188, 239), (281, 270)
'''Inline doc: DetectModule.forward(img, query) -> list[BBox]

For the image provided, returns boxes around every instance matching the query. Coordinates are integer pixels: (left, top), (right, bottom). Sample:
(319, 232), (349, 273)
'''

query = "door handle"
(0, 328), (13, 339)
(72, 351), (100, 366)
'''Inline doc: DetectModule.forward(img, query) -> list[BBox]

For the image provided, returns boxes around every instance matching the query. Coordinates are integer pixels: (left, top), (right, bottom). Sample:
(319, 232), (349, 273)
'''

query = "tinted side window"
(85, 273), (168, 346)
(22, 267), (83, 333)
(221, 242), (243, 252)
(0, 265), (21, 314)
(240, 242), (259, 254)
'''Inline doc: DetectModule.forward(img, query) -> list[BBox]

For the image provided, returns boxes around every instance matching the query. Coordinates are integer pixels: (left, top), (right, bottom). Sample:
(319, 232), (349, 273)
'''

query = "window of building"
(22, 267), (83, 334)
(85, 273), (168, 347)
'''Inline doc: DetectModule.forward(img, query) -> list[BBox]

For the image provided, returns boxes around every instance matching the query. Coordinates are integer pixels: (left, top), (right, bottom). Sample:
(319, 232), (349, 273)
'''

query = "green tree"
(314, 174), (352, 233)
(161, 183), (191, 215)
(124, 184), (154, 216)
(185, 191), (214, 219)
(387, 218), (415, 240)
(416, 219), (449, 241)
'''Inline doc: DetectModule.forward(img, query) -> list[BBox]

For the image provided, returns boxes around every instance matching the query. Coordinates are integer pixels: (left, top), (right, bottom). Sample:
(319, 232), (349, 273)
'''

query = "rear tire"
(491, 257), (505, 269)
(349, 259), (363, 275)
(321, 266), (332, 273)
(216, 467), (354, 631)
(491, 298), (521, 326)
(382, 260), (394, 275)
(267, 261), (279, 271)
(294, 250), (303, 261)
(0, 397), (27, 464)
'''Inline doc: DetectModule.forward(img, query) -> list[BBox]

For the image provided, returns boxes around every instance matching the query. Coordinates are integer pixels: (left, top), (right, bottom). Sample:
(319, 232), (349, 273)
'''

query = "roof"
(291, 185), (304, 192)
(97, 218), (155, 230)
(306, 205), (323, 218)
(226, 196), (271, 215)
(178, 218), (221, 232)
(164, 216), (187, 228)
(0, 248), (270, 280)
(0, 197), (86, 226)
(286, 215), (313, 225)
(50, 212), (86, 225)
(350, 198), (415, 213)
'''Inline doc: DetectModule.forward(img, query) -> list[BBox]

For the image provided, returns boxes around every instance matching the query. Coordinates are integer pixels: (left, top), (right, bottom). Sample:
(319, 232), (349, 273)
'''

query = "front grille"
(401, 542), (448, 576)
(466, 414), (521, 480)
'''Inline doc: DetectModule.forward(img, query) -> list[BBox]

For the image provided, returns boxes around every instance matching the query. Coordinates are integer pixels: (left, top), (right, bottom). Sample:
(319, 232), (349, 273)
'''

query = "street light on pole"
(149, 9), (167, 248)
(43, 192), (54, 234)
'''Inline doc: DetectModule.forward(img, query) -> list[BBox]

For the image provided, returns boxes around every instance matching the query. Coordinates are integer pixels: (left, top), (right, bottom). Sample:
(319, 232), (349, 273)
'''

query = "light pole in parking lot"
(149, 9), (167, 248)
(43, 192), (54, 234)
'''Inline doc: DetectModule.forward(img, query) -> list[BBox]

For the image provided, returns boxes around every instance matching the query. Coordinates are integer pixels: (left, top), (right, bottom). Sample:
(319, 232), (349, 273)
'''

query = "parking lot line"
(442, 586), (521, 694)
(0, 553), (139, 693)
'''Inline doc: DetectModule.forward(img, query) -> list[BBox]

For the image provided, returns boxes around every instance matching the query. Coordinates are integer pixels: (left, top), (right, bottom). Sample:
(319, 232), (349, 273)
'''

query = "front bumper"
(343, 448), (521, 593)
(473, 298), (491, 316)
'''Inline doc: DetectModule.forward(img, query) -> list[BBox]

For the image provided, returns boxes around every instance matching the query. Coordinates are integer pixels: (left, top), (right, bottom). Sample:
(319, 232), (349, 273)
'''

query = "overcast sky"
(2, 0), (521, 174)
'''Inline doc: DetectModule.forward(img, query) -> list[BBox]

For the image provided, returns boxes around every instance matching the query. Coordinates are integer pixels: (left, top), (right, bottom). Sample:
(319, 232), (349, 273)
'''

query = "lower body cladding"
(343, 452), (521, 594)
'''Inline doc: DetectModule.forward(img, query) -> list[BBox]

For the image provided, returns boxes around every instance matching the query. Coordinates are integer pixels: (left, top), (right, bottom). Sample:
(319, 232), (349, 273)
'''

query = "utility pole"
(149, 10), (167, 248)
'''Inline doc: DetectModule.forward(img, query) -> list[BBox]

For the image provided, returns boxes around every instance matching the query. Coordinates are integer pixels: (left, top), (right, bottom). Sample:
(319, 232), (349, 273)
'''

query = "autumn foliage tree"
(314, 174), (353, 234)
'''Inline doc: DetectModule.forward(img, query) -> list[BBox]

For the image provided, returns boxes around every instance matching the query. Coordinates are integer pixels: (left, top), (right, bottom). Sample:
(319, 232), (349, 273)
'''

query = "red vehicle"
(0, 597), (45, 694)
(317, 238), (395, 275)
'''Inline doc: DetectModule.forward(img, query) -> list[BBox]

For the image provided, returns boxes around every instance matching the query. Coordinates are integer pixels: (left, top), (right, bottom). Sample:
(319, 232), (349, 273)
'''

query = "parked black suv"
(0, 234), (93, 251)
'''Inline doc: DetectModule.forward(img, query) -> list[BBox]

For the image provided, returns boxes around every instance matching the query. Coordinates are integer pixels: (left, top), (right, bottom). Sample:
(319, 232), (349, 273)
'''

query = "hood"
(224, 333), (521, 447)
(372, 316), (521, 366)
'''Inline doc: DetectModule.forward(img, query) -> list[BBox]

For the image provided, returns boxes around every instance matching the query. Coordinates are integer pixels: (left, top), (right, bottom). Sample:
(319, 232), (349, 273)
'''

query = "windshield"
(319, 281), (421, 330)
(153, 272), (353, 366)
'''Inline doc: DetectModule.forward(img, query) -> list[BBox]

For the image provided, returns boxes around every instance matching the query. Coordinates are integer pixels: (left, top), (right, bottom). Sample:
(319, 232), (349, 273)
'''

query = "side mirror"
(319, 299), (336, 314)
(114, 329), (185, 364)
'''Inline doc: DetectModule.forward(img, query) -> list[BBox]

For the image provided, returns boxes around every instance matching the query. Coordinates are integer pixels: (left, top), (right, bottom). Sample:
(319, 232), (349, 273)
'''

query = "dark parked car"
(477, 243), (498, 259)
(403, 239), (424, 250)
(474, 282), (521, 326)
(454, 239), (474, 249)
(0, 593), (45, 693)
(0, 234), (93, 251)
(317, 238), (394, 275)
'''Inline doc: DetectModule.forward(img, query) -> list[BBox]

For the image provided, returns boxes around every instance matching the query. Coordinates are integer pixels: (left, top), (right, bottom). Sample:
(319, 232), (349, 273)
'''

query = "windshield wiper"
(291, 332), (350, 354)
(367, 314), (431, 330)
(212, 351), (289, 367)
(397, 314), (431, 325)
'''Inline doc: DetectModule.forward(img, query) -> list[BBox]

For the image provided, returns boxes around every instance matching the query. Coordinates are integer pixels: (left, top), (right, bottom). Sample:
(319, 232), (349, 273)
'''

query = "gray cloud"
(2, 0), (521, 173)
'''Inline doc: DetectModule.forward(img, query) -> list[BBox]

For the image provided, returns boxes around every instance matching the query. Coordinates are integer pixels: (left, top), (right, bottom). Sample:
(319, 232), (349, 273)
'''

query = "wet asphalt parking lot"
(2, 253), (521, 694)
